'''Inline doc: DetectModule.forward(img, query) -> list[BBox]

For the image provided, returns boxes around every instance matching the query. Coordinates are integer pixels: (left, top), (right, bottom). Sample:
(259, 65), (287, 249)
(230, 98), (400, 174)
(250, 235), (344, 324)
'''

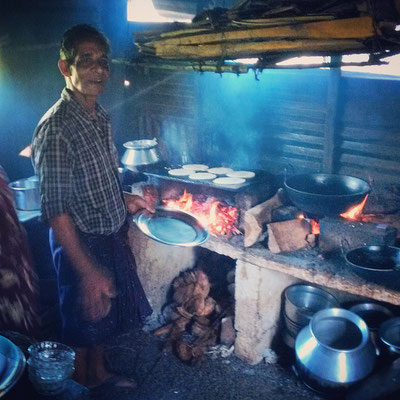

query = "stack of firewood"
(154, 269), (229, 364)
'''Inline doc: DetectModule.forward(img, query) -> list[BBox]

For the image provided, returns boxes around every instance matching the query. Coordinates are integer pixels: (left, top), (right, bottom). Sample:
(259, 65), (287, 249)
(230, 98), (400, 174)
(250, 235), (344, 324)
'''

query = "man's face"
(68, 40), (110, 98)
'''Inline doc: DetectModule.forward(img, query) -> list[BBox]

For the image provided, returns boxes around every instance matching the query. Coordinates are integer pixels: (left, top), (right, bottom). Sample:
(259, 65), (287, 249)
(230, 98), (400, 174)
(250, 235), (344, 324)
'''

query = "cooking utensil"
(121, 139), (160, 170)
(132, 207), (209, 247)
(349, 302), (394, 356)
(349, 303), (394, 333)
(284, 173), (371, 216)
(295, 308), (376, 393)
(344, 245), (400, 287)
(284, 284), (339, 326)
(8, 176), (40, 211)
(378, 317), (400, 360)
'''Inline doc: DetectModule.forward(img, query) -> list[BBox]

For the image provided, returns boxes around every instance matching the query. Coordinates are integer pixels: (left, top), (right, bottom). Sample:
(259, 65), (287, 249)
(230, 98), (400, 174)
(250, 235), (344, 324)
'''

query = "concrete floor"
(101, 329), (323, 400)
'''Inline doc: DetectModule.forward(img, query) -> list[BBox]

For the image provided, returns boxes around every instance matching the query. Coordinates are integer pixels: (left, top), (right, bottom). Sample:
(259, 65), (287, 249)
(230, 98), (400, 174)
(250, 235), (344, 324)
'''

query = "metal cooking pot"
(9, 176), (40, 211)
(295, 308), (376, 393)
(284, 284), (339, 326)
(379, 317), (400, 360)
(121, 139), (160, 170)
(344, 245), (400, 288)
(284, 173), (371, 216)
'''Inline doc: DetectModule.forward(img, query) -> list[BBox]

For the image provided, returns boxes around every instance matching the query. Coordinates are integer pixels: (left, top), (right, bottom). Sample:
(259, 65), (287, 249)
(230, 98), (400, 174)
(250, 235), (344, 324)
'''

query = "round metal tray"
(133, 207), (209, 247)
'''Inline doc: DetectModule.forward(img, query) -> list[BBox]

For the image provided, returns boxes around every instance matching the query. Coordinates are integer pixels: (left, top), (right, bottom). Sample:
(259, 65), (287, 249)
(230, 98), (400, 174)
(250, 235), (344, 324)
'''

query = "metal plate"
(134, 207), (209, 247)
(0, 336), (26, 398)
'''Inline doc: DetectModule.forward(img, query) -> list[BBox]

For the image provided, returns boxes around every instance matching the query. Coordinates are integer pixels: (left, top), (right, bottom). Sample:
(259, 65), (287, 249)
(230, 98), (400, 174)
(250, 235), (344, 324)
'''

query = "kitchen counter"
(200, 234), (400, 306)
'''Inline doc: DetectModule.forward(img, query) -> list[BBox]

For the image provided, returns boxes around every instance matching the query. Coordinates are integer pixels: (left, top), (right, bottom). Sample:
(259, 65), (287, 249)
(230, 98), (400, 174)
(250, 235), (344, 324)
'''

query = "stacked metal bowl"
(282, 284), (339, 348)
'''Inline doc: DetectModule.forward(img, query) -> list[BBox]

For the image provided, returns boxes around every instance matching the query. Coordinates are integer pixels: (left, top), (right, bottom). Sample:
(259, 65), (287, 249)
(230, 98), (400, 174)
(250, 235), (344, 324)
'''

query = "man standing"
(32, 24), (153, 390)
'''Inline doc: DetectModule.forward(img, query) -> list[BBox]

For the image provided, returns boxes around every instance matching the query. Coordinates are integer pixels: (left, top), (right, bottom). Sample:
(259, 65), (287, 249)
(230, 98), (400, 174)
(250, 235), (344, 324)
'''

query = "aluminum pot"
(378, 317), (400, 360)
(349, 303), (394, 333)
(284, 284), (339, 326)
(121, 139), (160, 170)
(295, 308), (376, 393)
(9, 176), (40, 211)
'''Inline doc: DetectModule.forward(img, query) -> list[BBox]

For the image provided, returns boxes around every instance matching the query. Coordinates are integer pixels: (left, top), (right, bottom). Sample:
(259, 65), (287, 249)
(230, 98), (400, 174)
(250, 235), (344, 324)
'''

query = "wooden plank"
(281, 144), (324, 158)
(322, 57), (341, 173)
(268, 106), (326, 120)
(274, 133), (325, 146)
(338, 166), (400, 183)
(341, 127), (400, 144)
(342, 141), (400, 159)
(153, 39), (366, 60)
(153, 17), (374, 46)
(262, 158), (322, 173)
(271, 118), (325, 133)
(340, 153), (400, 172)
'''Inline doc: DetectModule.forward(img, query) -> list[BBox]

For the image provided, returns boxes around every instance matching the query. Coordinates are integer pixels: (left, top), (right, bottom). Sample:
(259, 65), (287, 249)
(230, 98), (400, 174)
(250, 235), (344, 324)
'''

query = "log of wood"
(267, 218), (311, 253)
(152, 16), (374, 47)
(244, 188), (286, 247)
(152, 38), (366, 60)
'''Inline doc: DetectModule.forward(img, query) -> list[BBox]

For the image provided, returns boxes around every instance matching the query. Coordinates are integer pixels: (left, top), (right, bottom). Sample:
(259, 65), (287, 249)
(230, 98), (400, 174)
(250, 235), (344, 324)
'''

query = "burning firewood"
(243, 188), (286, 247)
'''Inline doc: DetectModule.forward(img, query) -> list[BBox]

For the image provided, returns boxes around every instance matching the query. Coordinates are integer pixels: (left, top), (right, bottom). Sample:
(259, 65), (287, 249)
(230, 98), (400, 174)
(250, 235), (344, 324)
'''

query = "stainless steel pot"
(9, 176), (40, 211)
(284, 284), (339, 326)
(378, 317), (400, 360)
(295, 308), (376, 393)
(121, 139), (160, 170)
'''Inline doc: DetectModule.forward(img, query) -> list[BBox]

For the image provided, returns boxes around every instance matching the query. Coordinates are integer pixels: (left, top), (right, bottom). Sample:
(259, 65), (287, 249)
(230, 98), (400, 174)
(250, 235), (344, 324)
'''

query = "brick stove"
(126, 170), (400, 364)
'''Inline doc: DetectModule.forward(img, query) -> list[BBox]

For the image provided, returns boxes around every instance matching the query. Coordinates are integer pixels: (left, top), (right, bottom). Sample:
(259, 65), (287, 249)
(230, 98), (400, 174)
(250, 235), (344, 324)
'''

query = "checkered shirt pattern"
(31, 88), (126, 234)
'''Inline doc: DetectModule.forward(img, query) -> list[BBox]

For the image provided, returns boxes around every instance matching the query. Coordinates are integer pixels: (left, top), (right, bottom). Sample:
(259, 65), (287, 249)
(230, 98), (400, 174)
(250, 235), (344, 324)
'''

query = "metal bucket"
(9, 176), (40, 211)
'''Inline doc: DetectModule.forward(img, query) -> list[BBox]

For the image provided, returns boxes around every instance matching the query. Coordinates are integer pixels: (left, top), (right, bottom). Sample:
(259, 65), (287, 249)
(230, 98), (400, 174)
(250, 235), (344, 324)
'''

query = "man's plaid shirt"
(32, 88), (126, 235)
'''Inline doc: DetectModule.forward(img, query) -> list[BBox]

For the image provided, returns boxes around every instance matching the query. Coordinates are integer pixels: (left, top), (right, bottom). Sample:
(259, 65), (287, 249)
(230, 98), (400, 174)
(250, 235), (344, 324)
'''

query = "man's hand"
(124, 193), (155, 215)
(49, 214), (118, 322)
(80, 269), (117, 322)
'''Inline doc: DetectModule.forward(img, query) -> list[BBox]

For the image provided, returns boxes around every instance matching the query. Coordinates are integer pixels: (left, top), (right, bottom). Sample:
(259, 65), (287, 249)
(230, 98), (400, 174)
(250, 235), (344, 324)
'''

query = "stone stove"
(127, 173), (400, 365)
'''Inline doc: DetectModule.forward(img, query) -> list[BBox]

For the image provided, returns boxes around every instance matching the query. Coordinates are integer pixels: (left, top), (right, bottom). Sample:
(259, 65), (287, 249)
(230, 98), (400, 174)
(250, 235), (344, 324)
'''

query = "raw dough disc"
(226, 170), (255, 179)
(213, 177), (246, 185)
(168, 168), (192, 176)
(189, 172), (217, 180)
(207, 167), (234, 175)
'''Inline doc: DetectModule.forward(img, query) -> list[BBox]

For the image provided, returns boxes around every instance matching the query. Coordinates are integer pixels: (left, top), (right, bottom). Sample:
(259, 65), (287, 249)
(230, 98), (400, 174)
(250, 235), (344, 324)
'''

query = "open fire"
(340, 194), (369, 220)
(163, 190), (240, 236)
(297, 194), (370, 235)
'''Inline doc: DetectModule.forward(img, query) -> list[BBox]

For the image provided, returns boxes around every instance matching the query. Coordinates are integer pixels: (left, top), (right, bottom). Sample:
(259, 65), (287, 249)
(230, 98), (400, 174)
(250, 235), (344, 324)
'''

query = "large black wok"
(284, 173), (371, 216)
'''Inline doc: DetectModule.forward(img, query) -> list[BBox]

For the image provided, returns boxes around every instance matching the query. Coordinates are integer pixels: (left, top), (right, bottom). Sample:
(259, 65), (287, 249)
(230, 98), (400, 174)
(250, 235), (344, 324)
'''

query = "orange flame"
(297, 213), (320, 234)
(164, 190), (240, 236)
(310, 219), (320, 235)
(340, 195), (368, 220)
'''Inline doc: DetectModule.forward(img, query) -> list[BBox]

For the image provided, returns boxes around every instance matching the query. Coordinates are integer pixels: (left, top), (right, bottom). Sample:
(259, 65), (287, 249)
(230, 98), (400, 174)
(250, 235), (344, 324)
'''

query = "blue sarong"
(49, 221), (152, 347)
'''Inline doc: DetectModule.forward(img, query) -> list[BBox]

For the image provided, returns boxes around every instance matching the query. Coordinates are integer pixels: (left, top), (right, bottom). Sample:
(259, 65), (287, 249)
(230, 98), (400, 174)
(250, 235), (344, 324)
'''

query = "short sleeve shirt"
(31, 88), (126, 235)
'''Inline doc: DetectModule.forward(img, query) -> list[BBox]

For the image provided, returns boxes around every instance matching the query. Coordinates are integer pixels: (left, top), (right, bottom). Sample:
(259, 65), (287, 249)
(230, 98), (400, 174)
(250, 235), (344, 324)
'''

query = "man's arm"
(50, 214), (116, 322)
